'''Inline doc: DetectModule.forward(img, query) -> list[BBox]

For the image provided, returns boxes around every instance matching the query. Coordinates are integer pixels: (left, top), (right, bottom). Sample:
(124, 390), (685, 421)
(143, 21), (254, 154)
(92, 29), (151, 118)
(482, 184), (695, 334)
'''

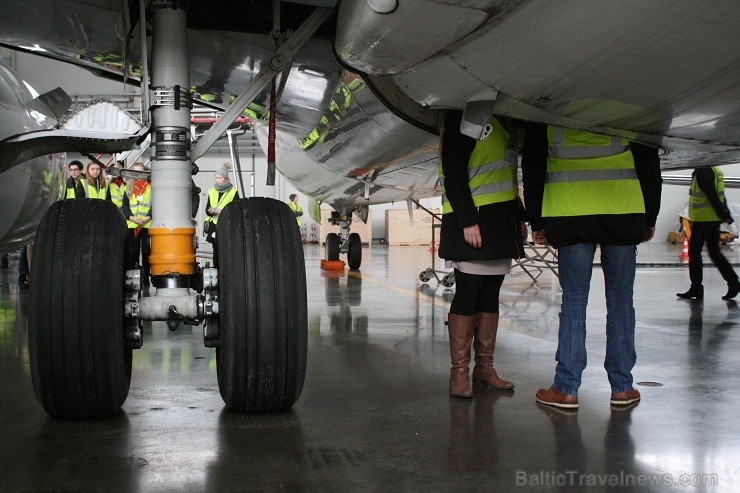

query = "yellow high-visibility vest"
(689, 167), (726, 222)
(128, 186), (152, 229)
(439, 117), (518, 215)
(109, 181), (126, 207)
(542, 126), (644, 217)
(288, 200), (303, 227)
(83, 180), (109, 200)
(205, 188), (237, 226)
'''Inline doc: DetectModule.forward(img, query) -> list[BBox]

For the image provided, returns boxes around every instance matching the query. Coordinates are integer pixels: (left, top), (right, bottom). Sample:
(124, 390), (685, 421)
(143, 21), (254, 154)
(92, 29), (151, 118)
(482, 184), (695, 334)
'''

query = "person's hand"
(642, 226), (656, 243)
(212, 208), (221, 216)
(520, 222), (529, 241)
(463, 224), (482, 248)
(532, 229), (548, 245)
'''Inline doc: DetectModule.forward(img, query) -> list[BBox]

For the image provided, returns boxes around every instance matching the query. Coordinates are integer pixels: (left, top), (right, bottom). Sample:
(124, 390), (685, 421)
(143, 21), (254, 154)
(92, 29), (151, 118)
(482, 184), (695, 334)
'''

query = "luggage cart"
(514, 241), (559, 283)
(414, 201), (455, 287)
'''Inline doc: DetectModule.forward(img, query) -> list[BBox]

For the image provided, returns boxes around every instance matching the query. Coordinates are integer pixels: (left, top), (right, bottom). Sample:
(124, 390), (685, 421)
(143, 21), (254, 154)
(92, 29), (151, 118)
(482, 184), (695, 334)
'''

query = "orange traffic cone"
(680, 238), (689, 263)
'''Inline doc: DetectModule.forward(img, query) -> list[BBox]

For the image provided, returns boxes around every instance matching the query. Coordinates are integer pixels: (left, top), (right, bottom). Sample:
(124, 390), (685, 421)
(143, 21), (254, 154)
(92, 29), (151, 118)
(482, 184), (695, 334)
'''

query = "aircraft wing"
(0, 0), (737, 207)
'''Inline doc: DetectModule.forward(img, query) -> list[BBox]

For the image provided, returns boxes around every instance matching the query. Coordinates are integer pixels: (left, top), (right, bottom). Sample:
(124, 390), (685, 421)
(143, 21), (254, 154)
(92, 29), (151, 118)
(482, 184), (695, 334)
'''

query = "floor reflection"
(447, 390), (512, 474)
(206, 409), (308, 490)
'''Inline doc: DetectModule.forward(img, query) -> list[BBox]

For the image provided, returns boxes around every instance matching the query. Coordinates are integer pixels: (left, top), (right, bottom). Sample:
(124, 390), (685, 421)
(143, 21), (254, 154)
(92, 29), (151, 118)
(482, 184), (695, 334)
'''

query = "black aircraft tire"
(347, 232), (362, 270)
(325, 233), (340, 261)
(216, 198), (308, 413)
(29, 199), (131, 419)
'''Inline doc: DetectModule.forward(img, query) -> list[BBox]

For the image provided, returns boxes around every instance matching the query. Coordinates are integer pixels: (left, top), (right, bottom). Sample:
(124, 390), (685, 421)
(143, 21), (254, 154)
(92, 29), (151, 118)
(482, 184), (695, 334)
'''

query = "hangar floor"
(0, 242), (738, 491)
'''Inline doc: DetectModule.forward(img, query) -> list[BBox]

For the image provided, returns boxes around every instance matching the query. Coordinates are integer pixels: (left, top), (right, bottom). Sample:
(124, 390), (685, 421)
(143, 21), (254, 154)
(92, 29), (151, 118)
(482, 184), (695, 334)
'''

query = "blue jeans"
(554, 243), (637, 395)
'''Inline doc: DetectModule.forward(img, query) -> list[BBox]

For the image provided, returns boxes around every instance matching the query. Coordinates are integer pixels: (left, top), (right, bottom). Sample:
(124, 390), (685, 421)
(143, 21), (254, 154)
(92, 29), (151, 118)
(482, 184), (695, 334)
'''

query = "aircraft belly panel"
(336, 0), (490, 74)
(268, 70), (440, 206)
(338, 0), (739, 165)
(257, 123), (439, 206)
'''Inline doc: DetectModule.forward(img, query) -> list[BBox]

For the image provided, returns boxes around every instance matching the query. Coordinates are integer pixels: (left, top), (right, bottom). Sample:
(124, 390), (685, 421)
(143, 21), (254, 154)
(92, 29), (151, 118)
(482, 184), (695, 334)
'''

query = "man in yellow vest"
(522, 123), (662, 410)
(677, 167), (739, 300)
(65, 160), (85, 199)
(288, 194), (303, 227)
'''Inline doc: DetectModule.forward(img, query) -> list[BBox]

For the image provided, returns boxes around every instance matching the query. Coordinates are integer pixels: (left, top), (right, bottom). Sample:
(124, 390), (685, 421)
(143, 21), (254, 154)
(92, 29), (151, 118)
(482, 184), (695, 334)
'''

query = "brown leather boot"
(472, 312), (514, 390)
(448, 313), (475, 398)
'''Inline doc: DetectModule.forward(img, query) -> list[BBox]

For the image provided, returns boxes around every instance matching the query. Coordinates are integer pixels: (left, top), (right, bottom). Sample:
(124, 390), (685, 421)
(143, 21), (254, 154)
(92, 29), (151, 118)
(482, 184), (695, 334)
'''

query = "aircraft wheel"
(325, 233), (340, 261)
(29, 199), (131, 418)
(216, 198), (307, 412)
(347, 232), (362, 269)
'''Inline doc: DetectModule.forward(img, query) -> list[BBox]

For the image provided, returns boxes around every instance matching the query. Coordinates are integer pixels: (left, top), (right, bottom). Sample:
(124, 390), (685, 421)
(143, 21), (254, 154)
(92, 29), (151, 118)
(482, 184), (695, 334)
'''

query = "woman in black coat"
(438, 110), (526, 398)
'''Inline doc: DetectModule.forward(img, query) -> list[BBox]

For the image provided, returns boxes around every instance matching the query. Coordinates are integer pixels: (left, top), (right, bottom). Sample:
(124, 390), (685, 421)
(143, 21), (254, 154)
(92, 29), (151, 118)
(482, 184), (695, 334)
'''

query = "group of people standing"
(65, 159), (153, 282)
(65, 160), (242, 275)
(62, 159), (303, 275)
(438, 112), (737, 411)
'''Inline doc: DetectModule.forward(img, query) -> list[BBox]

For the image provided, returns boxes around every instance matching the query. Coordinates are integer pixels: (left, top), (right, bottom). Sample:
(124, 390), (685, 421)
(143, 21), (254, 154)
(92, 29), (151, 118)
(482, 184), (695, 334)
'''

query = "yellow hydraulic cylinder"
(148, 227), (196, 275)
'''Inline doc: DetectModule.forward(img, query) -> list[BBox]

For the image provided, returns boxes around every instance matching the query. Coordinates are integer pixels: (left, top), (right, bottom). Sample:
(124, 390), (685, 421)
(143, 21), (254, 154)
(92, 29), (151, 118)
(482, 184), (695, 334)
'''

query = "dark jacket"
(521, 122), (662, 248)
(65, 176), (85, 199)
(438, 111), (525, 261)
(191, 178), (201, 218)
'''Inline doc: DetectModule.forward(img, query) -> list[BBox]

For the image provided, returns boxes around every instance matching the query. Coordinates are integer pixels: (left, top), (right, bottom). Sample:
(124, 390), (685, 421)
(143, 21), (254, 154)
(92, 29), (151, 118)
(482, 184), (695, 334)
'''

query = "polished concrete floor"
(0, 242), (738, 492)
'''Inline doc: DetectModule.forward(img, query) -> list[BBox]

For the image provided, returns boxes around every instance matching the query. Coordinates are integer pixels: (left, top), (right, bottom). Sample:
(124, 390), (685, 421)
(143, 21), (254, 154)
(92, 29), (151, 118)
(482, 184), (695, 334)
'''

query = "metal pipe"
(138, 0), (150, 125)
(227, 128), (247, 197)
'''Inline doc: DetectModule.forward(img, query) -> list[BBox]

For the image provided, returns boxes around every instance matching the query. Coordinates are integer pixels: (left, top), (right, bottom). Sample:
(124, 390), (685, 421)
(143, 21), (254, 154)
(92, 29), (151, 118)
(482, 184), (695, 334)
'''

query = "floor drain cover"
(636, 381), (663, 387)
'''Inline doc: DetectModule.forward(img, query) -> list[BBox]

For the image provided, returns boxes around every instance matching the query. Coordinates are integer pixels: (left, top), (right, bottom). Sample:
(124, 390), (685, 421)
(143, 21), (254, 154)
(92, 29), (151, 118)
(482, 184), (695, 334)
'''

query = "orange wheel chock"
(321, 259), (345, 271)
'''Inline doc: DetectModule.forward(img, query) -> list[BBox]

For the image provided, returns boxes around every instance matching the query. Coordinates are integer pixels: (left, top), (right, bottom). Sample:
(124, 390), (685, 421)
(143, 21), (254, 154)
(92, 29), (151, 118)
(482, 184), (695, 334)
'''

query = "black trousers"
(128, 228), (151, 278)
(688, 221), (739, 287)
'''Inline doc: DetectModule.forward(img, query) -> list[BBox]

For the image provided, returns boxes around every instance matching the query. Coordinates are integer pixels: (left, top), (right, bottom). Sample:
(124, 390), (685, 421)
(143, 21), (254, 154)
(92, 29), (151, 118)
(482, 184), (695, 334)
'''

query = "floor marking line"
(346, 270), (561, 343)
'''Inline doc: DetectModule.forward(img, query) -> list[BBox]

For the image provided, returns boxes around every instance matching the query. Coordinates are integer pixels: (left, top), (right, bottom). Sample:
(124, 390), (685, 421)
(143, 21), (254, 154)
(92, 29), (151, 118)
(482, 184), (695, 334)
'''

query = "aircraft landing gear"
(28, 1), (312, 419)
(323, 210), (364, 269)
(28, 198), (308, 418)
